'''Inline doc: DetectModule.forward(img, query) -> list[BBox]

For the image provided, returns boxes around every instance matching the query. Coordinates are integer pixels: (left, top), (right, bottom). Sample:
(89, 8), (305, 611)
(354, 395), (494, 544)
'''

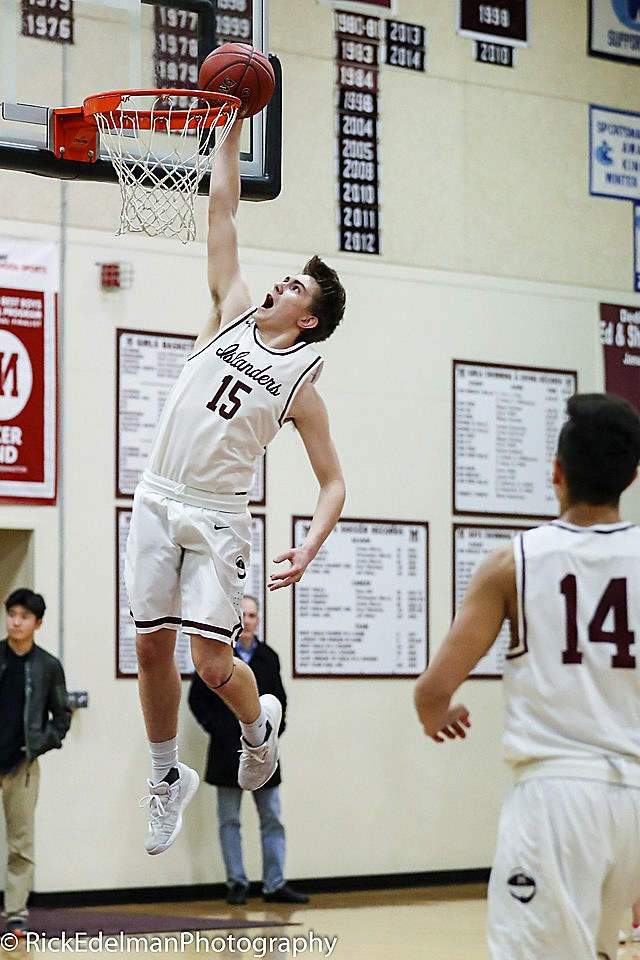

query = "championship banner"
(334, 9), (382, 255)
(0, 238), (58, 503)
(600, 302), (640, 412)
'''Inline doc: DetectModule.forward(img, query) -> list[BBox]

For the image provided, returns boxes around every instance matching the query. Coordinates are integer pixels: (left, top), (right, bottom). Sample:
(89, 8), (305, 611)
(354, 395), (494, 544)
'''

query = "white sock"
(240, 709), (267, 747)
(149, 736), (178, 783)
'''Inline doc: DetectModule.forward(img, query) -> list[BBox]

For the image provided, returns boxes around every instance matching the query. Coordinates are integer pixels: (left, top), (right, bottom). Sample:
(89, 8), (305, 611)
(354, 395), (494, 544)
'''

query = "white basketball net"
(92, 93), (238, 243)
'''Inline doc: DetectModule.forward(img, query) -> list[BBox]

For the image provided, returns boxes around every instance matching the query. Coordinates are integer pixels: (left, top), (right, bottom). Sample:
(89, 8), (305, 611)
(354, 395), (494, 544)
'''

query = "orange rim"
(82, 89), (240, 131)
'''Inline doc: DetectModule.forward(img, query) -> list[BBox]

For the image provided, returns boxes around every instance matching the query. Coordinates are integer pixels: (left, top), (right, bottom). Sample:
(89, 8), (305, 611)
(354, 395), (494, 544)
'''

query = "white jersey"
(148, 309), (324, 495)
(504, 520), (640, 771)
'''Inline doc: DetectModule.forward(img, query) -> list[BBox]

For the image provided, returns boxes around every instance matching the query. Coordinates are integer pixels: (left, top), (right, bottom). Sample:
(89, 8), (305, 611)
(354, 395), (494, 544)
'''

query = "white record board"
(453, 523), (530, 678)
(247, 513), (266, 621)
(116, 328), (265, 504)
(116, 508), (266, 677)
(453, 360), (576, 518)
(293, 516), (428, 677)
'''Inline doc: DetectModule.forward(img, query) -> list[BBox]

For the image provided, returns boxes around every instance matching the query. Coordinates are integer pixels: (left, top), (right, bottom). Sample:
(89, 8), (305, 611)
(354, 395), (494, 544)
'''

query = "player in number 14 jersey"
(415, 393), (640, 960)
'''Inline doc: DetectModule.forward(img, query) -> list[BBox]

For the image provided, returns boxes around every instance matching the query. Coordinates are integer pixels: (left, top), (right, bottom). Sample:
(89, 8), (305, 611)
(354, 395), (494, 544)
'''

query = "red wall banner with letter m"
(0, 239), (58, 504)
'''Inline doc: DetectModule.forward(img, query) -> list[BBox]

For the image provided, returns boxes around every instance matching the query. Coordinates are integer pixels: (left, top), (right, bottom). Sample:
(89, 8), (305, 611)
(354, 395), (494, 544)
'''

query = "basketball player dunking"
(126, 119), (346, 855)
(415, 393), (640, 960)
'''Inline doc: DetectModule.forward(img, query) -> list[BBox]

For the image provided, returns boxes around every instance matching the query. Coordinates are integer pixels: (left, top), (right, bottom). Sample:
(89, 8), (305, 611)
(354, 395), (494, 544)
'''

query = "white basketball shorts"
(487, 776), (640, 960)
(125, 474), (251, 644)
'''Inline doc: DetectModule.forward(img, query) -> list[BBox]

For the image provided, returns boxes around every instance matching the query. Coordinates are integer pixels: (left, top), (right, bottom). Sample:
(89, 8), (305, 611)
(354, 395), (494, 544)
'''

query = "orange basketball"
(198, 43), (275, 118)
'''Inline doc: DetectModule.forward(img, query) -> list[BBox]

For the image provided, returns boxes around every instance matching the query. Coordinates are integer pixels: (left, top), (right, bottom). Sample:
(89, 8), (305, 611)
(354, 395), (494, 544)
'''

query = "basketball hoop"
(58, 89), (240, 242)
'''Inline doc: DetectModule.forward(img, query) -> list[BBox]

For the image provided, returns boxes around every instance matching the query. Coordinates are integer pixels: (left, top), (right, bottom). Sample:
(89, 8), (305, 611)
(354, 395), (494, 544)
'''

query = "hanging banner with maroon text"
(0, 238), (58, 503)
(600, 301), (640, 413)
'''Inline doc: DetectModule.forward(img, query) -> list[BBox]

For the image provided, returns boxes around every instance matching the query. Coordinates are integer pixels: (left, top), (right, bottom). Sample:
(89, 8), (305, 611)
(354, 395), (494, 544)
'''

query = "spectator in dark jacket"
(0, 588), (71, 938)
(189, 595), (309, 906)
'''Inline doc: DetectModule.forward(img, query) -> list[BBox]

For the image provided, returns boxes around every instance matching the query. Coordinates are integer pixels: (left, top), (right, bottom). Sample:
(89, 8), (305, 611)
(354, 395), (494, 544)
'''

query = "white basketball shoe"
(238, 694), (282, 791)
(140, 762), (200, 855)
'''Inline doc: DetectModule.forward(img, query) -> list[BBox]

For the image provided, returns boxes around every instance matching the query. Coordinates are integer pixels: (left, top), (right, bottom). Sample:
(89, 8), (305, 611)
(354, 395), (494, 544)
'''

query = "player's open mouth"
(261, 293), (274, 309)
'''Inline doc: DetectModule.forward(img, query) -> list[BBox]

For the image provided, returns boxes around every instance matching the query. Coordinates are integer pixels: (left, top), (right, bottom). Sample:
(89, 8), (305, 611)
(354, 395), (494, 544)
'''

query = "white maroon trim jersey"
(148, 309), (324, 494)
(504, 520), (640, 768)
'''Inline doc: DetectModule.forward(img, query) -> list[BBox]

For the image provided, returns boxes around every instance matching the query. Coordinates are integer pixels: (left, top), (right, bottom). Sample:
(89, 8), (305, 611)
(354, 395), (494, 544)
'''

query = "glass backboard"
(0, 0), (280, 200)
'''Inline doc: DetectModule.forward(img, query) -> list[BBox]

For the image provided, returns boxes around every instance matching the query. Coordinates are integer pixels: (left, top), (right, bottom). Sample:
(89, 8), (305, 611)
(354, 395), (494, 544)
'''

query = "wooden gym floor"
(13, 885), (638, 959)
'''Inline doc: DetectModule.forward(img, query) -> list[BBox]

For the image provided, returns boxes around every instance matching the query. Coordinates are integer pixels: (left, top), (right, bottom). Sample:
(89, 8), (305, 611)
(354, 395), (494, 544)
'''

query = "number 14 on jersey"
(560, 574), (636, 668)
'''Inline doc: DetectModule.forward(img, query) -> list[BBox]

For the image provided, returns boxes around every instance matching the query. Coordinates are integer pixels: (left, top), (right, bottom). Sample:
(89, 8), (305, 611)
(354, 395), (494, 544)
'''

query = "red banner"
(0, 239), (58, 503)
(600, 302), (640, 413)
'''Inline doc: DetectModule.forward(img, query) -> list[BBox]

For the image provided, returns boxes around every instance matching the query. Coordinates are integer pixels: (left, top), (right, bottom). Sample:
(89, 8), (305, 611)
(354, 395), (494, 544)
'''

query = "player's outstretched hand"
(428, 704), (471, 744)
(268, 546), (313, 591)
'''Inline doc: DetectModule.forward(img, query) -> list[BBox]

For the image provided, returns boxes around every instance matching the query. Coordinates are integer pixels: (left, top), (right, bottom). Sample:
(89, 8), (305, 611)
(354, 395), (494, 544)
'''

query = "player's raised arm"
(195, 120), (253, 352)
(269, 384), (346, 591)
(414, 543), (516, 741)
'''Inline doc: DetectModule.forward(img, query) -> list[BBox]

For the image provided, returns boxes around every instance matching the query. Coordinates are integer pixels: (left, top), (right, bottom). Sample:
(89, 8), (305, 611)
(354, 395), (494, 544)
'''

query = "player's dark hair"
(297, 255), (346, 343)
(5, 587), (46, 621)
(556, 393), (640, 505)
